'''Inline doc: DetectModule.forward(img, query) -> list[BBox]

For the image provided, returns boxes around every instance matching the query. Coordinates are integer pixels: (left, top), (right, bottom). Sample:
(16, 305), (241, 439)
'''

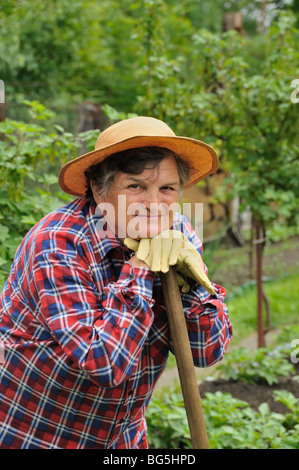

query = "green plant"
(276, 325), (299, 346)
(205, 392), (272, 449)
(216, 346), (295, 385)
(0, 100), (99, 289)
(146, 389), (192, 449)
(204, 391), (299, 449)
(274, 390), (299, 430)
(147, 387), (299, 449)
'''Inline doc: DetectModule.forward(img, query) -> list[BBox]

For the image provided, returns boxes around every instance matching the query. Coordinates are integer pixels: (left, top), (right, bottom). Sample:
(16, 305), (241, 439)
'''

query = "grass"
(226, 273), (299, 344)
(165, 272), (299, 371)
(206, 234), (299, 285)
(165, 235), (299, 371)
(207, 234), (299, 344)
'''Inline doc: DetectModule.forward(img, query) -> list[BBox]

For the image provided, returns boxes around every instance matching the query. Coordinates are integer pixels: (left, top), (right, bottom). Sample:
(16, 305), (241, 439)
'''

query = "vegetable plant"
(216, 346), (295, 385)
(146, 387), (299, 449)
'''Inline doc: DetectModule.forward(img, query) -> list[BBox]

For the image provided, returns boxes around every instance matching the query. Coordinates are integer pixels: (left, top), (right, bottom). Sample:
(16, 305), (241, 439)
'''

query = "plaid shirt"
(0, 197), (232, 449)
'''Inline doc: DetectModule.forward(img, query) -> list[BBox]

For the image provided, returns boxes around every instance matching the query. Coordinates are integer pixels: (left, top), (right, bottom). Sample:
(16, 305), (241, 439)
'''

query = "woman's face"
(91, 156), (180, 240)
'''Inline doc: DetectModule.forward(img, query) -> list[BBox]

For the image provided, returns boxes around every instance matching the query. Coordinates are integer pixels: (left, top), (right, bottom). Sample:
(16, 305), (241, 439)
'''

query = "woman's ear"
(90, 181), (103, 205)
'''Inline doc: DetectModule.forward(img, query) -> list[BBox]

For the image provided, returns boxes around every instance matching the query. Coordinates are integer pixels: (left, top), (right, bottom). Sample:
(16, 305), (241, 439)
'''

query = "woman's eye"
(161, 186), (175, 191)
(128, 184), (141, 189)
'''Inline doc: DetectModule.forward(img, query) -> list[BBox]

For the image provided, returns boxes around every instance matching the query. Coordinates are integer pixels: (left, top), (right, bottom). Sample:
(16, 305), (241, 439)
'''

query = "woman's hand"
(129, 254), (151, 269)
(124, 230), (215, 295)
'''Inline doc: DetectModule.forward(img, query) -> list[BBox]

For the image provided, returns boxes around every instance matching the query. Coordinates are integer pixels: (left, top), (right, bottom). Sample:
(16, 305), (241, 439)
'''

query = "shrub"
(216, 346), (295, 385)
(0, 100), (99, 289)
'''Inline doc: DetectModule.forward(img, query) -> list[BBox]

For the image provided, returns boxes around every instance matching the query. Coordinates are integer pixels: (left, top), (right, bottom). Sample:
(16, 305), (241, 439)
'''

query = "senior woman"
(0, 116), (232, 449)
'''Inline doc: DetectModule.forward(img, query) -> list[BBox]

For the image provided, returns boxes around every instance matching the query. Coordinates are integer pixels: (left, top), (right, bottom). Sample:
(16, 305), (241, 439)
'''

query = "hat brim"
(58, 135), (219, 197)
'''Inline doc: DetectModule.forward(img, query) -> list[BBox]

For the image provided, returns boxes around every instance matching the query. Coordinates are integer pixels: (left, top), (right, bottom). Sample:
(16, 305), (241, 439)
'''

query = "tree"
(2, 0), (291, 118)
(223, 11), (299, 346)
(1, 1), (298, 346)
(203, 11), (299, 347)
(134, 8), (299, 347)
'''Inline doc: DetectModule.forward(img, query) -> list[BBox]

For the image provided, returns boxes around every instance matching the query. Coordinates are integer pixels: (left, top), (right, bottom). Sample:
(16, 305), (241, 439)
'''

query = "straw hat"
(58, 116), (219, 196)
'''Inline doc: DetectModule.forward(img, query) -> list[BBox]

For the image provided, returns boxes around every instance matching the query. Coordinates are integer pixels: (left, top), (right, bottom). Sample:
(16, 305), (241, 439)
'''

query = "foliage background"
(1, 0), (298, 284)
(1, 1), (298, 222)
(0, 0), (299, 449)
(1, 0), (299, 118)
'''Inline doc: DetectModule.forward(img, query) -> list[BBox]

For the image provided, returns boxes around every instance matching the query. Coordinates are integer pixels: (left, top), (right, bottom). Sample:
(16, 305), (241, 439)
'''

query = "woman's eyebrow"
(160, 181), (180, 187)
(124, 176), (145, 183)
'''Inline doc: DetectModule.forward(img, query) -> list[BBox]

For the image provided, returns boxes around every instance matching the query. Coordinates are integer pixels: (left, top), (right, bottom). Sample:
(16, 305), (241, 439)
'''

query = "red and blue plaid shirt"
(0, 197), (232, 449)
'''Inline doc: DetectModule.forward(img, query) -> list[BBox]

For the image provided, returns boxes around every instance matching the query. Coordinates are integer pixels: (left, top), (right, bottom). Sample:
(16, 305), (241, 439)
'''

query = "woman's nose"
(142, 188), (161, 208)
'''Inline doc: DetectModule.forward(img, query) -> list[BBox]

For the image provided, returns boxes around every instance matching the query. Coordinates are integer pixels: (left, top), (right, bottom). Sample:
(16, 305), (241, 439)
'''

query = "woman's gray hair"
(84, 146), (190, 200)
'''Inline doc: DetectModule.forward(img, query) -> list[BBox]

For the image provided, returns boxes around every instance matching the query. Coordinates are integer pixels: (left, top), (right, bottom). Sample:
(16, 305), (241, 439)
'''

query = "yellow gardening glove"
(124, 230), (215, 295)
(173, 271), (192, 294)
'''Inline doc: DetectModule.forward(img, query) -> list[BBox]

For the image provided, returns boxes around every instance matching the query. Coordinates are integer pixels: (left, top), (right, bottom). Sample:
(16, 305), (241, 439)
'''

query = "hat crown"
(95, 116), (175, 151)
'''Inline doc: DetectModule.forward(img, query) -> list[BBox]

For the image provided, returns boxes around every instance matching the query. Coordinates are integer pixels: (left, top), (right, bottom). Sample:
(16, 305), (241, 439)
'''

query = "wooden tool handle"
(160, 267), (210, 449)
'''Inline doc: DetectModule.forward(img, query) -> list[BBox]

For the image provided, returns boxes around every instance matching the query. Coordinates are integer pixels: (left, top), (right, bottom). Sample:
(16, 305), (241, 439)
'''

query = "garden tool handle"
(160, 267), (210, 450)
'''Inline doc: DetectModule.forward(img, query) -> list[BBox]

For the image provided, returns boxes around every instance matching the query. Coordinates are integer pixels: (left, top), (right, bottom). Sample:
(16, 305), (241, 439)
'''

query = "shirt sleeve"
(180, 282), (232, 367)
(28, 252), (156, 388)
(175, 219), (233, 367)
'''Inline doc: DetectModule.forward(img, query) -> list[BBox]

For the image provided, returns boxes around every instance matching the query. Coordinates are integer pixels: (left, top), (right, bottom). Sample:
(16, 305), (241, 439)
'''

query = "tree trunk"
(253, 217), (272, 347)
(255, 218), (265, 348)
(249, 214), (254, 279)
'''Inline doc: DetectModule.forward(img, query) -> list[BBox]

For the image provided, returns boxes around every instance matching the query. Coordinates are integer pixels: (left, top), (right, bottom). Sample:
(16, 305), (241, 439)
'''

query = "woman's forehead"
(117, 156), (180, 183)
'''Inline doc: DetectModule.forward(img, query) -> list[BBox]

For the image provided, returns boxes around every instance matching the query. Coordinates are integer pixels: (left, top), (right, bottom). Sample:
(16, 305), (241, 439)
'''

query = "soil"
(157, 351), (299, 416)
(198, 363), (299, 415)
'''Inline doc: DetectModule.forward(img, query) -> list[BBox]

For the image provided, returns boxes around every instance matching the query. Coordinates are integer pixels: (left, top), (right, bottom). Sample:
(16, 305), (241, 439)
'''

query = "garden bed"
(199, 363), (299, 415)
(147, 347), (299, 449)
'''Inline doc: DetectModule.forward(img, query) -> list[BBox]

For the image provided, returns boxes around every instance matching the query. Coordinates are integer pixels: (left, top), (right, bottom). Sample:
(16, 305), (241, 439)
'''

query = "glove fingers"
(168, 236), (182, 266)
(184, 255), (215, 295)
(124, 238), (140, 251)
(175, 272), (190, 293)
(150, 229), (183, 272)
(137, 238), (151, 261)
(161, 236), (178, 272)
(150, 237), (163, 272)
(125, 232), (213, 294)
